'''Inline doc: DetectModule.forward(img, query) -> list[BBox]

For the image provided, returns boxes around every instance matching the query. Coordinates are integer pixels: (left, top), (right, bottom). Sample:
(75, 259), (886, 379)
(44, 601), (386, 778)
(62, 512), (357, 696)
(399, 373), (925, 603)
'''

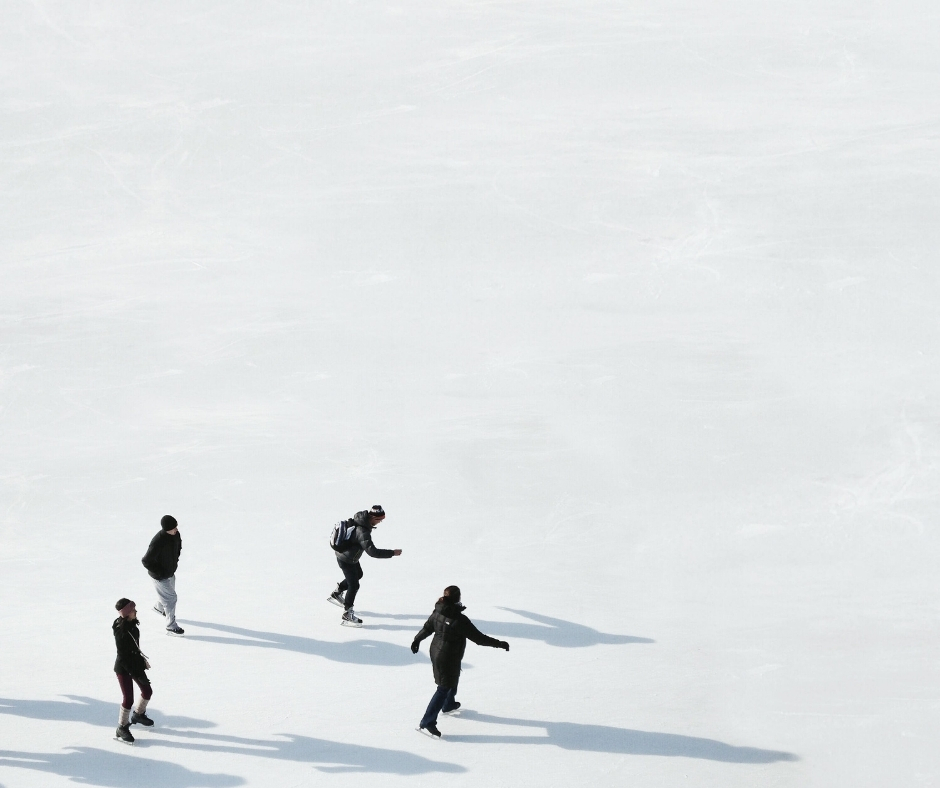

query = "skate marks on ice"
(0, 747), (243, 788)
(446, 711), (798, 764)
(359, 608), (654, 648)
(0, 695), (213, 731)
(135, 729), (465, 775)
(181, 621), (415, 666)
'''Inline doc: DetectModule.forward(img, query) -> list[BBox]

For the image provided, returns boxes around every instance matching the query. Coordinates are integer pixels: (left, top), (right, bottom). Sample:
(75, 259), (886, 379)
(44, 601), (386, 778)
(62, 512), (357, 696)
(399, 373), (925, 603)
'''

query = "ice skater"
(112, 598), (154, 744)
(142, 514), (184, 635)
(411, 585), (509, 738)
(328, 504), (402, 627)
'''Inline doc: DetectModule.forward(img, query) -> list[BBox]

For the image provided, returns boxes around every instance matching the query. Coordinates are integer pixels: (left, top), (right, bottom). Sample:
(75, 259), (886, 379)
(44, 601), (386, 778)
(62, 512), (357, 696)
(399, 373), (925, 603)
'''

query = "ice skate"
(341, 608), (363, 627)
(153, 604), (166, 617)
(417, 723), (442, 738)
(114, 724), (135, 744)
(131, 711), (154, 726)
(166, 624), (185, 636)
(328, 585), (345, 607)
(442, 702), (461, 716)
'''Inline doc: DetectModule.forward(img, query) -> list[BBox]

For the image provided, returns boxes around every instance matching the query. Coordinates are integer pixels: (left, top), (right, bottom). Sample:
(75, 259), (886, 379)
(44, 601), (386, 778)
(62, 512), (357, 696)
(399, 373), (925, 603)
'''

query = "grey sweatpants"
(152, 575), (178, 627)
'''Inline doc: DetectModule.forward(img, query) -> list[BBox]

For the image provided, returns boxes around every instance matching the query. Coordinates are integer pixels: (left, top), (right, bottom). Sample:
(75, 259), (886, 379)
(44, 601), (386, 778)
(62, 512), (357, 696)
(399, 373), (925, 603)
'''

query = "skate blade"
(114, 737), (135, 745)
(442, 709), (461, 716)
(340, 620), (363, 628)
(165, 630), (185, 637)
(416, 727), (442, 739)
(327, 596), (345, 607)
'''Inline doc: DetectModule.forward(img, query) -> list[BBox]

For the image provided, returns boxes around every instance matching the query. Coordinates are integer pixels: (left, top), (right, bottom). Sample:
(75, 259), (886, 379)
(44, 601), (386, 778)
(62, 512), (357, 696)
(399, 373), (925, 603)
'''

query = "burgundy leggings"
(116, 672), (152, 710)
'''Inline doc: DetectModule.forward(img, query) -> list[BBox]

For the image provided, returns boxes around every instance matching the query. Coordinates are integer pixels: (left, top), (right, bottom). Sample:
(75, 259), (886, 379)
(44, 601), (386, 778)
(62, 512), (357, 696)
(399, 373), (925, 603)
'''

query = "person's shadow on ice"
(447, 710), (798, 764)
(181, 621), (415, 665)
(360, 607), (654, 648)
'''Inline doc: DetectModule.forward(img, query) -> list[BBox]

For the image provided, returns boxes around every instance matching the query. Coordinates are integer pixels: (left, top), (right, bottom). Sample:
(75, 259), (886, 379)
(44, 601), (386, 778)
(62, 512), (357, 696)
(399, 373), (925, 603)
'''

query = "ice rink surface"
(2, 1), (938, 785)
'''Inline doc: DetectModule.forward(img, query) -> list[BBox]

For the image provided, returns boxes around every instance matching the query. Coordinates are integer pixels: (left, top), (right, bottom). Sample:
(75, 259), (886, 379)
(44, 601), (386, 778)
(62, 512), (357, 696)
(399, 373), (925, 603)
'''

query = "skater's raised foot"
(328, 587), (346, 607)
(131, 711), (154, 726)
(442, 702), (461, 716)
(417, 723), (442, 738)
(114, 724), (135, 744)
(166, 624), (185, 636)
(341, 609), (363, 627)
(153, 604), (166, 617)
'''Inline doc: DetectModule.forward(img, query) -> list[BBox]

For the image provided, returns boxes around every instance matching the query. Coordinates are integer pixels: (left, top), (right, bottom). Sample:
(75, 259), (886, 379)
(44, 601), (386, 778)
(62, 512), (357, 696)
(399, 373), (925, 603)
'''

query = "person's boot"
(417, 722), (442, 738)
(341, 608), (363, 627)
(166, 624), (185, 636)
(153, 604), (166, 617)
(328, 584), (346, 607)
(131, 697), (153, 726)
(115, 707), (135, 743)
(442, 702), (461, 716)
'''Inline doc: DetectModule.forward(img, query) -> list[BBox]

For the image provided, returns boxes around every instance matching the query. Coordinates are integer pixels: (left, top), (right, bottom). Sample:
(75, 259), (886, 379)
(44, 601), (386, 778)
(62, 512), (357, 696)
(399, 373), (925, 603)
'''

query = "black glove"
(498, 641), (509, 651)
(411, 641), (420, 654)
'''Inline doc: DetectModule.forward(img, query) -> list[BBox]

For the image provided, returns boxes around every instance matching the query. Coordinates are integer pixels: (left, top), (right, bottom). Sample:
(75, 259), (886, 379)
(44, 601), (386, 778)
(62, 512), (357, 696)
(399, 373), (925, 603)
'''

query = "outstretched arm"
(359, 531), (396, 559)
(460, 617), (509, 650)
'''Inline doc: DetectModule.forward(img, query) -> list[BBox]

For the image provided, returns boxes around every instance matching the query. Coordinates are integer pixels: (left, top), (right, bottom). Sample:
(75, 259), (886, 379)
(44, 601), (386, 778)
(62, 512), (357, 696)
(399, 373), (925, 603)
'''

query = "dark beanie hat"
(161, 514), (178, 531)
(370, 505), (385, 518)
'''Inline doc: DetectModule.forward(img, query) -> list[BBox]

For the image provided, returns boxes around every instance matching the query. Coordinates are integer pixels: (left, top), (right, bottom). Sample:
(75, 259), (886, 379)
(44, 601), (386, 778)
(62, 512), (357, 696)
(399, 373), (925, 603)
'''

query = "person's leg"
(153, 575), (178, 627)
(131, 675), (154, 723)
(419, 685), (451, 729)
(441, 683), (459, 713)
(336, 557), (349, 593)
(342, 562), (363, 610)
(116, 673), (134, 726)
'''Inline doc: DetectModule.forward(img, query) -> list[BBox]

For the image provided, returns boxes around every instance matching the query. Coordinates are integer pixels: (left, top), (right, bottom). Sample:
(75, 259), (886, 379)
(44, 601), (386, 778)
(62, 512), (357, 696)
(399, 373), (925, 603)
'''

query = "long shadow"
(359, 608), (654, 648)
(0, 697), (464, 776)
(0, 696), (213, 730)
(0, 748), (243, 787)
(446, 711), (797, 764)
(138, 729), (465, 775)
(181, 621), (417, 666)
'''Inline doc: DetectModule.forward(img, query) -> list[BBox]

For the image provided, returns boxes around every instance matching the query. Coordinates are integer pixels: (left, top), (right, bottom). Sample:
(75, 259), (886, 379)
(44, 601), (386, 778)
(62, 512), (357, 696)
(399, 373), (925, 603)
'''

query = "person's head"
(368, 504), (385, 526)
(161, 514), (178, 535)
(115, 598), (137, 619)
(438, 585), (461, 606)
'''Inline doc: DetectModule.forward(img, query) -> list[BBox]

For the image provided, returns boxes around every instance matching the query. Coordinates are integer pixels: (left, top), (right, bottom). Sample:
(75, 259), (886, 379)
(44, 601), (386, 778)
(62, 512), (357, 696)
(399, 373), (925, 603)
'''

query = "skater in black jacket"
(142, 514), (184, 635)
(411, 586), (508, 738)
(112, 599), (153, 743)
(328, 505), (402, 627)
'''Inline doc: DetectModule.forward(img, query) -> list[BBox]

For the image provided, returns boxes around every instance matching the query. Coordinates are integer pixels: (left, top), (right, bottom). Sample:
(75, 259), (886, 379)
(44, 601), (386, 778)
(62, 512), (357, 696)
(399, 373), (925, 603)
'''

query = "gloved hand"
(498, 641), (509, 651)
(411, 641), (420, 654)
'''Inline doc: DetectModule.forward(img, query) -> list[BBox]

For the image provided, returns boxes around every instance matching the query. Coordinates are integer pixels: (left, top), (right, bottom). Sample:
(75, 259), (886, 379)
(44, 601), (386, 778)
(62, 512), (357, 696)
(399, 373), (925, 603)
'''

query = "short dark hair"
(115, 597), (133, 611)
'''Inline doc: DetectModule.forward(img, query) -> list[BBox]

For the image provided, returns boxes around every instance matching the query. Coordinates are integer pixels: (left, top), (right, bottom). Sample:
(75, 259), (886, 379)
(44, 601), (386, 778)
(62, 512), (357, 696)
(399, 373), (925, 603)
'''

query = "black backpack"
(330, 520), (355, 551)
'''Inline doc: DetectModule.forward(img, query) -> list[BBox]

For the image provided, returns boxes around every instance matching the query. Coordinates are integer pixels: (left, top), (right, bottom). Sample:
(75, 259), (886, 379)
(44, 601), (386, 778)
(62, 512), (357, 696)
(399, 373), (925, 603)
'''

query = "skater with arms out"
(411, 585), (509, 738)
(329, 504), (402, 627)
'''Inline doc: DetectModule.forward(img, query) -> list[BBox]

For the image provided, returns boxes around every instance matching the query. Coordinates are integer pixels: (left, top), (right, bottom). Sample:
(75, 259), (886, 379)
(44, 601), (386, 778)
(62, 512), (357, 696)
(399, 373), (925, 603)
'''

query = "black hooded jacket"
(412, 601), (502, 688)
(113, 616), (148, 677)
(333, 510), (395, 564)
(142, 529), (182, 580)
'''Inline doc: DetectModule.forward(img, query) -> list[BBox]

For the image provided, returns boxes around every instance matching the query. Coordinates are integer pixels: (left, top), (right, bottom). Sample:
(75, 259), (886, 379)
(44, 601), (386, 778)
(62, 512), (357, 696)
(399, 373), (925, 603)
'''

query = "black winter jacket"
(113, 617), (148, 677)
(142, 530), (182, 580)
(412, 601), (502, 688)
(333, 511), (395, 564)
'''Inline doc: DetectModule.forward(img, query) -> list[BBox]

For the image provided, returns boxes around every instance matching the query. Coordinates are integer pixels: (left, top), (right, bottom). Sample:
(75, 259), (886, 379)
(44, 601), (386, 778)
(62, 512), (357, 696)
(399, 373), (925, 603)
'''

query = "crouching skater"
(113, 598), (153, 743)
(411, 585), (509, 738)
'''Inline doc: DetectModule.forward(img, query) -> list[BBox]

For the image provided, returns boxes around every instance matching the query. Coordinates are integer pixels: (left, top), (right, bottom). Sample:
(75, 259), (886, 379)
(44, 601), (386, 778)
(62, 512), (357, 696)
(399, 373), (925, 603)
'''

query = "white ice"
(1, 2), (938, 786)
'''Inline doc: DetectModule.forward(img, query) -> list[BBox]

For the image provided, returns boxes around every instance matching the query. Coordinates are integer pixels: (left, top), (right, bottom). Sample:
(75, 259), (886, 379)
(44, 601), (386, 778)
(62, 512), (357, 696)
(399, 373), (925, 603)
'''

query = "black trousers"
(337, 558), (364, 610)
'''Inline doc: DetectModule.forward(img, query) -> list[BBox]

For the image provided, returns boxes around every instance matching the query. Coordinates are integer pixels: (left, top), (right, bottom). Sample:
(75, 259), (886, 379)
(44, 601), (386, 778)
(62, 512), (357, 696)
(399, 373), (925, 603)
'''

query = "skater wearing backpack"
(112, 599), (154, 744)
(328, 504), (402, 626)
(141, 514), (184, 635)
(411, 585), (509, 738)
